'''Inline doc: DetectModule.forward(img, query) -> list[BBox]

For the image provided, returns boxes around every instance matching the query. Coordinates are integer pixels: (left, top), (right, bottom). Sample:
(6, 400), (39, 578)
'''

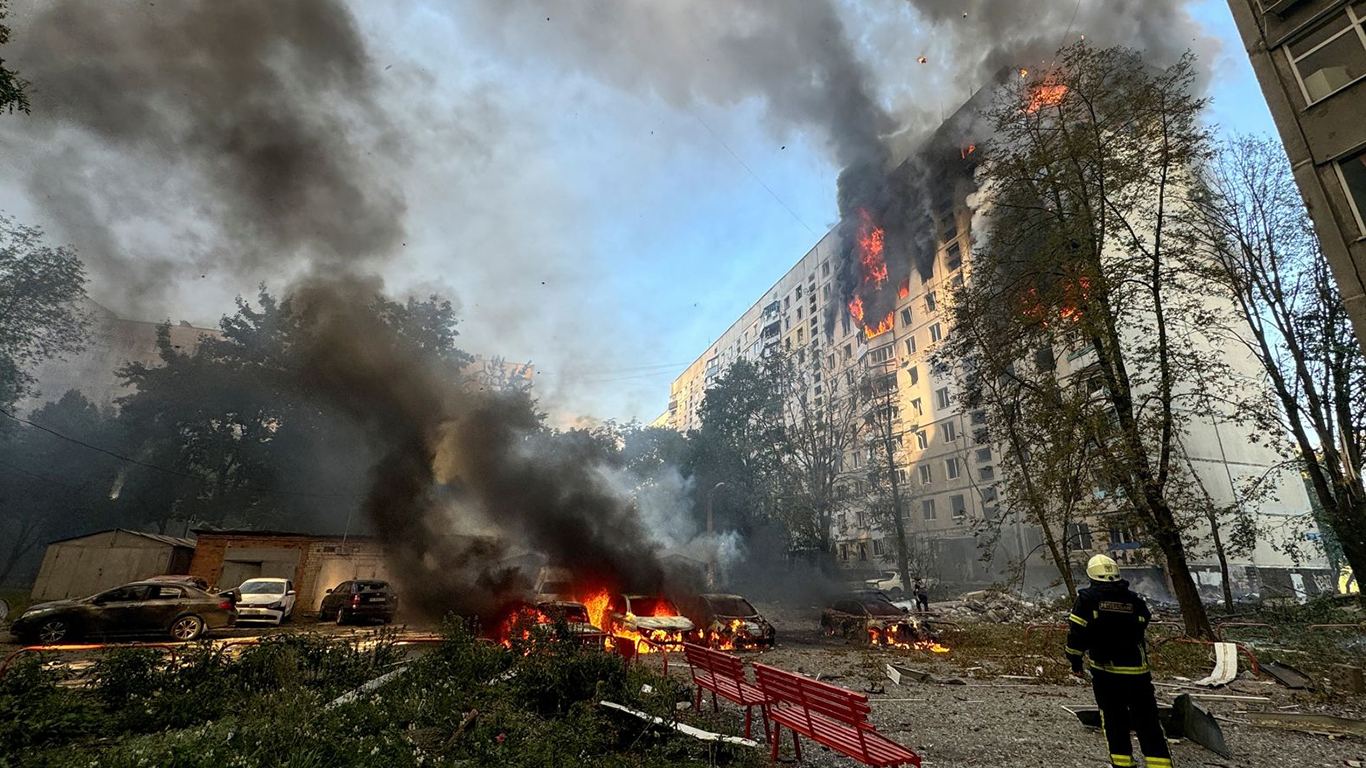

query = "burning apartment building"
(665, 79), (1330, 599)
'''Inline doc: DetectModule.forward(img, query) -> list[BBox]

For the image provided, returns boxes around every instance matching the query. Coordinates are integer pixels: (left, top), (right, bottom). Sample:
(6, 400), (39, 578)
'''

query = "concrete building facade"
(1226, 0), (1366, 352)
(665, 92), (1330, 599)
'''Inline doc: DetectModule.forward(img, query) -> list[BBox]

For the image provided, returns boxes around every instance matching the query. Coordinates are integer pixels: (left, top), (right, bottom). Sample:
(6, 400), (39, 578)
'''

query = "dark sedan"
(319, 579), (396, 625)
(10, 582), (237, 644)
(682, 593), (775, 649)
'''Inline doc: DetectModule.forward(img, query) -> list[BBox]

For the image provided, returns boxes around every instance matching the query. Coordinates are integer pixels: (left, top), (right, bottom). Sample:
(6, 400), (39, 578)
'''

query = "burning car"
(820, 590), (947, 652)
(682, 593), (775, 650)
(603, 593), (694, 650)
(535, 600), (607, 645)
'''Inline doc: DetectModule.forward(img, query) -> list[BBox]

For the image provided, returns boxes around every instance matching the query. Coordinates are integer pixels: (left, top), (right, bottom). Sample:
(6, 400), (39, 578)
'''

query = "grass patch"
(0, 623), (766, 768)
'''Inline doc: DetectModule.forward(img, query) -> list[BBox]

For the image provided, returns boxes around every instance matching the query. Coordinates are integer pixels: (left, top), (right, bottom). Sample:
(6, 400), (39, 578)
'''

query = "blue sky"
(0, 1), (1280, 425)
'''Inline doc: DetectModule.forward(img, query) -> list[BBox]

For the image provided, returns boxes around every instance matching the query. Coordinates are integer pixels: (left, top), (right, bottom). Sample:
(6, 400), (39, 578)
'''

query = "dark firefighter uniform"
(1065, 561), (1173, 768)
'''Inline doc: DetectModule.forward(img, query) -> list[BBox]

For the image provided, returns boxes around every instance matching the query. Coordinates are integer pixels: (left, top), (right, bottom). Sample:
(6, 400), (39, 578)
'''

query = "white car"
(230, 578), (297, 624)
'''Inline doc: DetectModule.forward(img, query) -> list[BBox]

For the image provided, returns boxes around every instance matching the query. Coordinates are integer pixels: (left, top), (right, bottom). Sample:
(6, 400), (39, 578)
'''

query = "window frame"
(945, 456), (961, 479)
(1285, 5), (1366, 106)
(1335, 145), (1366, 235)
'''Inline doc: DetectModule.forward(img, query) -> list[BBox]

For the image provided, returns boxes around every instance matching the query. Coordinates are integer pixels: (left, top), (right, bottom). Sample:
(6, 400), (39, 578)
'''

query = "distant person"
(1065, 554), (1173, 768)
(913, 579), (929, 612)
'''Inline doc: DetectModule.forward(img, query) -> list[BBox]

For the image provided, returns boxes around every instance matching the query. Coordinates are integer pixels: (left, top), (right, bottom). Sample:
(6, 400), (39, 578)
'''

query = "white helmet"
(1086, 554), (1121, 583)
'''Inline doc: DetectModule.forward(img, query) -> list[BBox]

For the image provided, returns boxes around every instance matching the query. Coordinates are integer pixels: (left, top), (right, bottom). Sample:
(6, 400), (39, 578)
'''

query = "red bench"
(681, 643), (769, 741)
(753, 662), (920, 766)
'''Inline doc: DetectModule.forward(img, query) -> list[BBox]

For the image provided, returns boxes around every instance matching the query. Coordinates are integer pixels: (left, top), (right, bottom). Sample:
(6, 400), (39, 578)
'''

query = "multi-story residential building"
(666, 87), (1331, 599)
(1225, 0), (1366, 352)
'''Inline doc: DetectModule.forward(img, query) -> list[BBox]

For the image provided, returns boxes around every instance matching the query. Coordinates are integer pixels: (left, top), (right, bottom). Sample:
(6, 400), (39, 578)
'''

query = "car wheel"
(171, 615), (205, 641)
(36, 618), (73, 644)
(335, 608), (348, 626)
(888, 587), (905, 601)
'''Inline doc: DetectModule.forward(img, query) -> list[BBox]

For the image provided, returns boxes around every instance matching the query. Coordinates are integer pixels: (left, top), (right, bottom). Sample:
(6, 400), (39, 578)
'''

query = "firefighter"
(1065, 554), (1173, 768)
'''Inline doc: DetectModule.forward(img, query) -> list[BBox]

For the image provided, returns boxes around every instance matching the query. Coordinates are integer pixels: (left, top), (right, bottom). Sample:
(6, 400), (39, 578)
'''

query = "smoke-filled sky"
(0, 0), (1273, 424)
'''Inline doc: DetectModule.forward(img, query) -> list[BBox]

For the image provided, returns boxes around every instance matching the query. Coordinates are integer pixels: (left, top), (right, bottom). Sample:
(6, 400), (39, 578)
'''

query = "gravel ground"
(658, 602), (1366, 768)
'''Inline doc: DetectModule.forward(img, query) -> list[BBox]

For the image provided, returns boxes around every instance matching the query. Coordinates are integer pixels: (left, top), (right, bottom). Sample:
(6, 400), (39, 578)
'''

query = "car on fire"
(820, 590), (912, 639)
(535, 600), (608, 645)
(9, 581), (237, 644)
(223, 577), (297, 625)
(319, 579), (396, 625)
(681, 593), (775, 649)
(606, 594), (694, 646)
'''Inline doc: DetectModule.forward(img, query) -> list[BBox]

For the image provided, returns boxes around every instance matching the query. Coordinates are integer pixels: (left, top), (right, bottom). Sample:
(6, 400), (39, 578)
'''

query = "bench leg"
(744, 707), (751, 740)
(759, 705), (770, 744)
(792, 728), (801, 760)
(711, 690), (718, 712)
(693, 685), (702, 711)
(770, 723), (781, 761)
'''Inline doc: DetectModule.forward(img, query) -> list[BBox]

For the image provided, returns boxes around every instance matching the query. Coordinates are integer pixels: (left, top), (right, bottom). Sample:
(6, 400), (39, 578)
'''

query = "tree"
(689, 359), (786, 540)
(0, 1), (29, 115)
(0, 391), (124, 585)
(772, 349), (864, 553)
(1197, 134), (1366, 595)
(858, 358), (915, 595)
(112, 287), (471, 532)
(967, 43), (1222, 636)
(0, 215), (89, 414)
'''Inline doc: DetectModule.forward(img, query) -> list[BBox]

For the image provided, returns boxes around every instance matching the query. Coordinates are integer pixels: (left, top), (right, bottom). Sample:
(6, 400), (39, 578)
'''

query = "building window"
(1286, 5), (1366, 104)
(859, 543), (868, 561)
(981, 486), (998, 502)
(908, 365), (919, 386)
(842, 314), (852, 336)
(915, 430), (928, 450)
(1067, 522), (1094, 550)
(823, 284), (831, 300)
(872, 539), (883, 556)
(925, 291), (938, 312)
(919, 464), (933, 484)
(976, 447), (992, 462)
(944, 242), (962, 272)
(796, 285), (803, 300)
(797, 327), (805, 344)
(797, 306), (803, 320)
(929, 322), (944, 343)
(822, 260), (830, 276)
(980, 465), (995, 481)
(943, 421), (958, 442)
(950, 494), (966, 519)
(935, 387), (951, 410)
(840, 543), (849, 561)
(970, 410), (987, 425)
(922, 498), (937, 520)
(945, 457), (961, 479)
(868, 344), (894, 364)
(910, 397), (923, 416)
(905, 336), (918, 355)
(1339, 146), (1366, 235)
(900, 307), (913, 326)
(842, 344), (852, 361)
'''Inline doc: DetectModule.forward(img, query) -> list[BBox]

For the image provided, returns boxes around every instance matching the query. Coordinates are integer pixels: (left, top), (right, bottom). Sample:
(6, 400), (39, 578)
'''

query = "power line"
(0, 408), (360, 501)
(692, 113), (818, 237)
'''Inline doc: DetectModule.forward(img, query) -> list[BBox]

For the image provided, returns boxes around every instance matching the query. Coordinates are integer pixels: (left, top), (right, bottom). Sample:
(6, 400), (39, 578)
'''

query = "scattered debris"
(1192, 642), (1239, 687)
(886, 663), (966, 686)
(326, 663), (411, 709)
(1330, 664), (1366, 695)
(485, 668), (519, 686)
(917, 56), (928, 64)
(1063, 694), (1228, 757)
(1250, 712), (1366, 739)
(598, 701), (760, 748)
(439, 709), (478, 751)
(1263, 660), (1313, 690)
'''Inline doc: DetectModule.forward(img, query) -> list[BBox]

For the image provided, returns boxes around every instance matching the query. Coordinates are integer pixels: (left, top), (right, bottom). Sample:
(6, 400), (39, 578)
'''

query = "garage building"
(188, 530), (389, 614)
(30, 529), (195, 601)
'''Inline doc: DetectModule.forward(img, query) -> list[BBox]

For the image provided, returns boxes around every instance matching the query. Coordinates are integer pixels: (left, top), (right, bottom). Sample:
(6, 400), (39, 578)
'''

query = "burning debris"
(821, 591), (951, 653)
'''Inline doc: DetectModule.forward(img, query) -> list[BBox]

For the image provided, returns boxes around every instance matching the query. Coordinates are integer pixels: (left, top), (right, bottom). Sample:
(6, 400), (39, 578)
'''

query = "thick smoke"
(289, 276), (667, 619)
(6, 0), (404, 308)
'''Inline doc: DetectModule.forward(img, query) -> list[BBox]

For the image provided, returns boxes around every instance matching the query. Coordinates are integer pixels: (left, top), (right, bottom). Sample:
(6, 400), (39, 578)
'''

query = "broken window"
(908, 365), (919, 386)
(925, 291), (937, 312)
(900, 307), (912, 326)
(944, 242), (962, 272)
(905, 335), (917, 356)
(1287, 5), (1366, 104)
(979, 465), (995, 481)
(910, 397), (923, 416)
(929, 322), (943, 343)
(915, 430), (927, 450)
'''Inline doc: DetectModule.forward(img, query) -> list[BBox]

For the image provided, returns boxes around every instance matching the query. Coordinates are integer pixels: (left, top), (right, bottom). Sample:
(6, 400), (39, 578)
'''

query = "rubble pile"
(931, 590), (1064, 623)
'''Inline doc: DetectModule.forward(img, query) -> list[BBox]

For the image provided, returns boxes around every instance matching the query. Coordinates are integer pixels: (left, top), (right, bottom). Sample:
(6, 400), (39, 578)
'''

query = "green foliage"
(0, 1), (29, 115)
(1, 627), (764, 768)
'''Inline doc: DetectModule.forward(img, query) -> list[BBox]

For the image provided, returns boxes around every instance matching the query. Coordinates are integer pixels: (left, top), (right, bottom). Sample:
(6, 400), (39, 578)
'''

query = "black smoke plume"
(288, 277), (663, 620)
(8, 0), (403, 307)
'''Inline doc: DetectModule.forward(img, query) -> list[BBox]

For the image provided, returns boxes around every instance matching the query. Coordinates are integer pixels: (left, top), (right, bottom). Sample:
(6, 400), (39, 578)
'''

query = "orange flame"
(849, 208), (891, 335)
(869, 623), (950, 653)
(1025, 83), (1068, 113)
(960, 143), (976, 159)
(864, 313), (894, 339)
(579, 588), (682, 654)
(898, 279), (910, 299)
(848, 294), (865, 324)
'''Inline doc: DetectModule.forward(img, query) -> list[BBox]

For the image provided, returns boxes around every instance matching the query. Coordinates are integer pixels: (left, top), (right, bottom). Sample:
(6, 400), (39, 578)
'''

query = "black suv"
(319, 580), (396, 625)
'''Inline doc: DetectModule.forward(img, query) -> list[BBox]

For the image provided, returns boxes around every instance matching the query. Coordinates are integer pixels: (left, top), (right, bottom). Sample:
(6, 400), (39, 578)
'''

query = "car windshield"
(627, 597), (678, 617)
(356, 581), (388, 592)
(706, 597), (756, 616)
(239, 580), (286, 595)
(541, 604), (589, 623)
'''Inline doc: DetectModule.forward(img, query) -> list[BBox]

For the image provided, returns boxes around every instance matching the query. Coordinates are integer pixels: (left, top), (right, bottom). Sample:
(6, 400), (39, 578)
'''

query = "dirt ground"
(6, 603), (1366, 767)
(659, 602), (1366, 768)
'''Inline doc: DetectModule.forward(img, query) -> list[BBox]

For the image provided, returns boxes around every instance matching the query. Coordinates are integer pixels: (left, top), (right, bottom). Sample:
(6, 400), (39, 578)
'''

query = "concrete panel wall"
(30, 531), (187, 601)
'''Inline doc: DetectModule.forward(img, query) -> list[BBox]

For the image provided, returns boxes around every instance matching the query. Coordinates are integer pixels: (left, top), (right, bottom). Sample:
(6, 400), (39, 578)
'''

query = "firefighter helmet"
(1086, 554), (1121, 582)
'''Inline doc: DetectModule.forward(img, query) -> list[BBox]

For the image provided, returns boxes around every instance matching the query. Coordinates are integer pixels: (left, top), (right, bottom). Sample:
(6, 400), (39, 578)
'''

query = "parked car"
(145, 574), (211, 591)
(224, 578), (297, 625)
(9, 581), (236, 644)
(681, 592), (775, 649)
(820, 590), (910, 639)
(532, 567), (574, 602)
(865, 571), (906, 600)
(319, 579), (395, 625)
(605, 594), (694, 645)
(535, 601), (607, 645)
